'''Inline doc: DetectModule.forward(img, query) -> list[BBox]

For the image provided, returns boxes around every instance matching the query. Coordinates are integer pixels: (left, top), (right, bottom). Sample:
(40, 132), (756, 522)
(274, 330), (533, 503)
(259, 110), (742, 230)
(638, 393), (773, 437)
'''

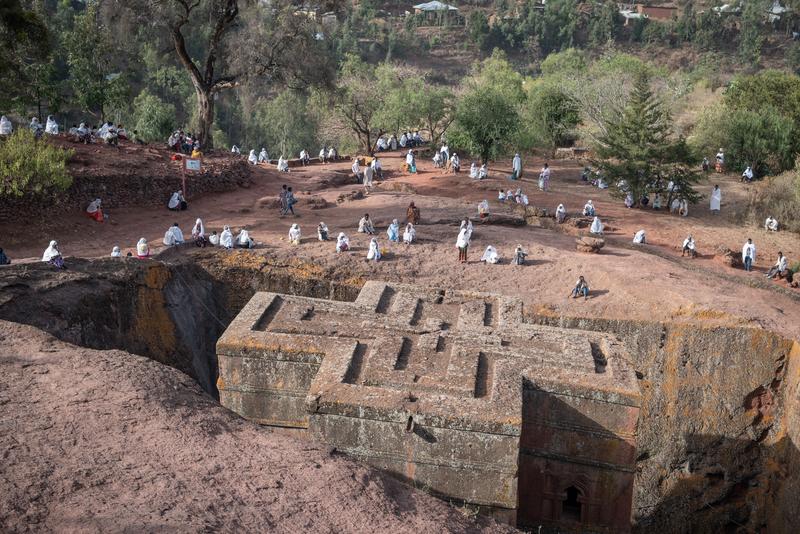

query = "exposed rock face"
(0, 321), (513, 534)
(217, 282), (640, 532)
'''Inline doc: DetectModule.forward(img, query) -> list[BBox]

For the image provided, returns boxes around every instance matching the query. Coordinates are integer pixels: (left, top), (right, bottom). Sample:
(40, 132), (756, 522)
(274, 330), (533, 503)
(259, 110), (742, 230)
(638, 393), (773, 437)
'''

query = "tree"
(594, 72), (699, 206)
(739, 0), (767, 65)
(522, 81), (580, 149)
(63, 3), (128, 121)
(329, 55), (385, 154)
(449, 85), (520, 162)
(0, 0), (51, 110)
(251, 90), (319, 157)
(123, 0), (331, 148)
(0, 130), (73, 198)
(413, 85), (455, 146)
(132, 89), (177, 142)
(588, 0), (619, 47)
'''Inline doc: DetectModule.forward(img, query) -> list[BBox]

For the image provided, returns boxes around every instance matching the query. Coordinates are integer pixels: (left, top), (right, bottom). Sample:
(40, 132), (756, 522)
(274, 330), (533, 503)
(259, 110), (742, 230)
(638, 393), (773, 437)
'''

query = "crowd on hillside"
(0, 114), (143, 146)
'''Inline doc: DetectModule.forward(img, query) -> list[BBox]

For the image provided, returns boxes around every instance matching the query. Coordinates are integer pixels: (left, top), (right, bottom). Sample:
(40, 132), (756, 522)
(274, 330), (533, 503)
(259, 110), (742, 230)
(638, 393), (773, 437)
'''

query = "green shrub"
(752, 172), (800, 235)
(132, 89), (176, 143)
(0, 130), (73, 197)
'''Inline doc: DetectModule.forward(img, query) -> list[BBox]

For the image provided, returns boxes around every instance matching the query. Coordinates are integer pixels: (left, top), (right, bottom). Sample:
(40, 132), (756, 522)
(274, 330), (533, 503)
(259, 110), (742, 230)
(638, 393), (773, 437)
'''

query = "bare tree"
(121, 0), (332, 147)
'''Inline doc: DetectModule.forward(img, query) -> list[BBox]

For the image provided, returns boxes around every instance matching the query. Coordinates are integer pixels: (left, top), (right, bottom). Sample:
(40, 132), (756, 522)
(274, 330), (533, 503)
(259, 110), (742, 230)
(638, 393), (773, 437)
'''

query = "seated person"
(570, 276), (589, 300)
(45, 115), (58, 135)
(0, 115), (12, 136)
(403, 223), (416, 245)
(258, 148), (269, 163)
(469, 163), (478, 179)
(300, 149), (310, 165)
(208, 231), (219, 246)
(85, 198), (104, 223)
(136, 238), (150, 258)
(358, 213), (375, 235)
(765, 216), (779, 232)
(478, 164), (488, 180)
(0, 247), (11, 265)
(336, 232), (350, 252)
(513, 245), (527, 265)
(42, 240), (65, 269)
(236, 227), (254, 249)
(450, 153), (460, 173)
(633, 229), (646, 244)
(556, 204), (567, 223)
(163, 223), (185, 246)
(682, 235), (697, 258)
(482, 245), (502, 264)
(277, 156), (289, 172)
(318, 222), (329, 241)
(220, 226), (233, 249)
(168, 190), (187, 211)
(590, 216), (604, 235)
(387, 219), (400, 242)
(288, 223), (301, 245)
(766, 252), (788, 279)
(583, 200), (595, 217)
(29, 117), (43, 137)
(367, 238), (381, 261)
(231, 145), (241, 155)
(248, 149), (258, 165)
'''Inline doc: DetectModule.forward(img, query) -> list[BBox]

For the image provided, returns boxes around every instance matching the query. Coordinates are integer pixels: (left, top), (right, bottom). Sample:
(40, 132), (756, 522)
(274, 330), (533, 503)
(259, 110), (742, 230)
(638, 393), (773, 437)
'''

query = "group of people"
(375, 131), (424, 152)
(168, 130), (202, 154)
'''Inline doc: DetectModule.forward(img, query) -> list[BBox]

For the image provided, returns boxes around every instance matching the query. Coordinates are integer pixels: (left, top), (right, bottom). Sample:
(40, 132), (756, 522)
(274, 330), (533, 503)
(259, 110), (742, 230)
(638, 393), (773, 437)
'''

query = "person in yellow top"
(191, 147), (203, 158)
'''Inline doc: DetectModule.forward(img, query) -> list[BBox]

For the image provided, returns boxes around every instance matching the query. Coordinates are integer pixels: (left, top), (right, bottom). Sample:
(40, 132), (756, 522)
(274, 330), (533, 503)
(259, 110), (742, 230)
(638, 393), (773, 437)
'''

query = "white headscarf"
(456, 228), (470, 249)
(192, 218), (205, 238)
(683, 236), (694, 249)
(0, 115), (11, 135)
(111, 246), (121, 257)
(248, 150), (258, 164)
(137, 238), (149, 256)
(45, 115), (58, 135)
(336, 232), (349, 252)
(481, 245), (499, 264)
(289, 223), (301, 241)
(590, 216), (604, 234)
(403, 223), (415, 244)
(42, 240), (60, 262)
(367, 238), (381, 260)
(633, 229), (646, 244)
(220, 225), (233, 248)
(168, 191), (182, 209)
(86, 198), (101, 213)
(556, 204), (566, 215)
(237, 228), (250, 245)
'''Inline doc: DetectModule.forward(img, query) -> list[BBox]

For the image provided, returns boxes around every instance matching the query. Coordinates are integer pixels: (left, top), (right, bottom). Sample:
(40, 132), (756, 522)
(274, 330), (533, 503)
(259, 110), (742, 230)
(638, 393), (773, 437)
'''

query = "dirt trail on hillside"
(1, 145), (799, 339)
(0, 321), (513, 534)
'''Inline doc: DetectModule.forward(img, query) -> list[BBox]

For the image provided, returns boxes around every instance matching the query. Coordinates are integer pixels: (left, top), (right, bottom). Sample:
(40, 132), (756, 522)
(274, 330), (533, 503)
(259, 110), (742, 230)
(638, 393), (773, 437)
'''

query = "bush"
(0, 130), (73, 197)
(132, 89), (176, 143)
(752, 172), (800, 234)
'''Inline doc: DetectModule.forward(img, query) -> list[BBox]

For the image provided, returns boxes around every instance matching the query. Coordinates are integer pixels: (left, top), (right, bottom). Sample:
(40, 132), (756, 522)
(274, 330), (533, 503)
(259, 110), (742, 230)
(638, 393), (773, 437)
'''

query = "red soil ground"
(2, 143), (797, 339)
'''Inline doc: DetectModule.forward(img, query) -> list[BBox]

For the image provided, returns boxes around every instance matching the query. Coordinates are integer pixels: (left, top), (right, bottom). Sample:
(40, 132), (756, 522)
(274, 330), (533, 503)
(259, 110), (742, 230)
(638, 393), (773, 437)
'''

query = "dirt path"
(2, 147), (798, 339)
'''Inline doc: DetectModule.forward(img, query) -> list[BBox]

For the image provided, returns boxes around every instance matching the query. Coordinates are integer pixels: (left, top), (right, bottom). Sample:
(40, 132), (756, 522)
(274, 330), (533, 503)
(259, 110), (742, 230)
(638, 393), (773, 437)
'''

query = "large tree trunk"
(196, 88), (214, 149)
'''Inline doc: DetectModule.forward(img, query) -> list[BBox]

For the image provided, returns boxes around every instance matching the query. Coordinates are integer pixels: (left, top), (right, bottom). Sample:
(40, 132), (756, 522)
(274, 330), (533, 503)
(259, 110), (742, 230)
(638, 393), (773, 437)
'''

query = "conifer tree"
(594, 72), (699, 207)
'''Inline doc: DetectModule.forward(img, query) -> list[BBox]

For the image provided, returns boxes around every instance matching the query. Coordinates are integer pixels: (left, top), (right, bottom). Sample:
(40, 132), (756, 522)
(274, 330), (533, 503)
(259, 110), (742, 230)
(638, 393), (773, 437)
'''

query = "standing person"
(317, 222), (329, 241)
(288, 223), (301, 245)
(702, 157), (709, 173)
(469, 162), (478, 179)
(390, 134), (398, 151)
(363, 160), (374, 189)
(371, 156), (383, 180)
(556, 204), (567, 224)
(710, 185), (721, 214)
(512, 244), (527, 265)
(439, 143), (449, 167)
(300, 149), (309, 165)
(715, 148), (725, 173)
(351, 157), (361, 182)
(406, 202), (420, 225)
(742, 238), (756, 272)
(570, 276), (589, 300)
(319, 147), (327, 163)
(286, 187), (297, 216)
(279, 184), (289, 216)
(538, 163), (551, 191)
(456, 225), (470, 264)
(405, 150), (416, 174)
(512, 153), (522, 180)
(450, 152), (460, 173)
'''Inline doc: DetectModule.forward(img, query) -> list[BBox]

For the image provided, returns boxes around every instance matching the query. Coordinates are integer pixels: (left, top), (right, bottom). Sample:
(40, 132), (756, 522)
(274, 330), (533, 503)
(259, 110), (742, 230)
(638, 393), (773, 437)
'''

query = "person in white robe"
(583, 200), (595, 217)
(460, 218), (474, 241)
(633, 229), (646, 244)
(456, 226), (470, 263)
(498, 190), (507, 202)
(670, 198), (681, 214)
(168, 190), (186, 211)
(450, 153), (461, 173)
(236, 227), (254, 249)
(766, 252), (788, 279)
(0, 115), (12, 136)
(258, 148), (269, 163)
(390, 135), (398, 150)
(765, 216), (779, 232)
(288, 223), (301, 245)
(319, 147), (327, 163)
(363, 162), (374, 188)
(478, 199), (490, 218)
(358, 214), (375, 235)
(336, 232), (350, 252)
(277, 156), (289, 172)
(351, 158), (361, 181)
(556, 204), (567, 223)
(367, 238), (381, 261)
(512, 153), (522, 180)
(208, 231), (219, 246)
(478, 164), (488, 180)
(85, 198), (104, 222)
(742, 166), (754, 182)
(399, 133), (408, 148)
(538, 163), (551, 191)
(403, 223), (415, 245)
(329, 147), (338, 161)
(191, 218), (205, 240)
(405, 150), (416, 173)
(45, 115), (58, 135)
(163, 223), (185, 246)
(387, 219), (400, 242)
(519, 193), (529, 205)
(110, 246), (121, 257)
(625, 192), (634, 208)
(136, 238), (150, 258)
(29, 117), (43, 136)
(376, 137), (387, 151)
(682, 235), (696, 258)
(371, 157), (383, 180)
(433, 150), (442, 168)
(469, 163), (478, 179)
(220, 225), (233, 249)
(439, 143), (449, 165)
(42, 240), (65, 268)
(300, 149), (309, 165)
(231, 145), (241, 155)
(742, 239), (756, 272)
(715, 149), (725, 172)
(652, 193), (663, 210)
(248, 150), (258, 165)
(481, 245), (500, 264)
(590, 216), (604, 235)
(679, 199), (689, 217)
(710, 185), (721, 214)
